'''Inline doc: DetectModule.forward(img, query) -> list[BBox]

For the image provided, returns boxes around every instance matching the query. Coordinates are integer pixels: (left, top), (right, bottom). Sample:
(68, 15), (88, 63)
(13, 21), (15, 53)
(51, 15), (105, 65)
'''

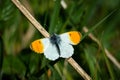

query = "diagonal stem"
(67, 58), (91, 80)
(83, 26), (120, 70)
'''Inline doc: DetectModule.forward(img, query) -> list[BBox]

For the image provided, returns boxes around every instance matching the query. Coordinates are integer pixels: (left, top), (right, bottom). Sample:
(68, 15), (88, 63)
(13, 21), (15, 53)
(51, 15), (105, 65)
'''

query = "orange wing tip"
(30, 39), (44, 54)
(68, 31), (82, 45)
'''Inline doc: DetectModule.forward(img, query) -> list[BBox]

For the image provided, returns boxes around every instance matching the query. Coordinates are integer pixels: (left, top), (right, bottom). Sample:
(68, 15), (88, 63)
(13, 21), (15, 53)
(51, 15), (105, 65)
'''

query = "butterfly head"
(50, 33), (61, 45)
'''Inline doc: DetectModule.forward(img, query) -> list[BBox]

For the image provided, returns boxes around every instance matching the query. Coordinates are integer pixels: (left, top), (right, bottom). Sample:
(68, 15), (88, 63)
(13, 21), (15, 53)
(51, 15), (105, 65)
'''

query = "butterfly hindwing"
(59, 40), (74, 58)
(44, 43), (59, 60)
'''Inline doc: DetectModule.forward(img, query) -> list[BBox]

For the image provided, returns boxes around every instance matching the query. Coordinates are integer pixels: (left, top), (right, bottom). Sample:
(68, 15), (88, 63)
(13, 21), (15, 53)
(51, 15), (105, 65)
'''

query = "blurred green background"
(0, 0), (120, 80)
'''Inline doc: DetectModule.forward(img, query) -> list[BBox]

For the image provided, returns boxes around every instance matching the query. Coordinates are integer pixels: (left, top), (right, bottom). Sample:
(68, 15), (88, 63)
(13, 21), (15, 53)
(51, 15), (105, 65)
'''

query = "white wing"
(59, 33), (71, 44)
(41, 38), (50, 52)
(44, 42), (60, 61)
(59, 41), (74, 58)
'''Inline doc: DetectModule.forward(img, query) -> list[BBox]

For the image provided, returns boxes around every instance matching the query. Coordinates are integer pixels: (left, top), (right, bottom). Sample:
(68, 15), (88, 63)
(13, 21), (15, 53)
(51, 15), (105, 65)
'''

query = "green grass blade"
(102, 46), (115, 80)
(81, 9), (117, 41)
(49, 0), (61, 34)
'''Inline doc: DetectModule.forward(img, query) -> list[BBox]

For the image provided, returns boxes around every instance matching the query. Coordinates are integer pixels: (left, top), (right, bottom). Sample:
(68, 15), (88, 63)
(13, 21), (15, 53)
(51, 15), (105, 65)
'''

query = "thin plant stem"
(83, 26), (120, 70)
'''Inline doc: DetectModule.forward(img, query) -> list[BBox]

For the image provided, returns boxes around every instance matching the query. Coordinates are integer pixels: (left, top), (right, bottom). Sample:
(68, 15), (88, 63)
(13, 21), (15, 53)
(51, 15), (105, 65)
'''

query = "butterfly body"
(50, 34), (61, 56)
(50, 34), (61, 44)
(30, 31), (82, 61)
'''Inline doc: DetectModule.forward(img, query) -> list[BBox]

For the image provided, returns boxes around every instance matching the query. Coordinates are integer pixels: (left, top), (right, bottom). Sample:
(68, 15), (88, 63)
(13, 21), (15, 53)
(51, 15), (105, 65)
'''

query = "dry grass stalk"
(83, 26), (120, 70)
(67, 58), (92, 80)
(21, 0), (36, 48)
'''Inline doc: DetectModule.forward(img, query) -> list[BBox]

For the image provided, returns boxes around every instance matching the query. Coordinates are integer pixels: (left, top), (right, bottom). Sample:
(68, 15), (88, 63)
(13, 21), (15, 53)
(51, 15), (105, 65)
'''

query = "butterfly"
(30, 31), (82, 61)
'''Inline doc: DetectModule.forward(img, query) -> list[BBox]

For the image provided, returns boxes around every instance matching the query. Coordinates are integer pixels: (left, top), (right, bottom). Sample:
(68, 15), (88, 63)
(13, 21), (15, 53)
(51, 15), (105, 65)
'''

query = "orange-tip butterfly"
(30, 31), (82, 61)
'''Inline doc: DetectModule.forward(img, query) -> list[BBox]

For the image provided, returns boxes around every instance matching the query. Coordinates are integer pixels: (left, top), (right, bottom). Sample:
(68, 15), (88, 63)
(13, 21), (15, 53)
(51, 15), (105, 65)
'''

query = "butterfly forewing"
(30, 38), (49, 53)
(60, 31), (82, 45)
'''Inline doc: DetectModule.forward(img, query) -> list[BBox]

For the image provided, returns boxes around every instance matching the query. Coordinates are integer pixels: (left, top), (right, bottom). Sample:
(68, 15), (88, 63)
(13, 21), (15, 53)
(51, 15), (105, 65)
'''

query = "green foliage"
(0, 0), (120, 80)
